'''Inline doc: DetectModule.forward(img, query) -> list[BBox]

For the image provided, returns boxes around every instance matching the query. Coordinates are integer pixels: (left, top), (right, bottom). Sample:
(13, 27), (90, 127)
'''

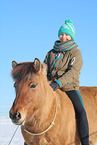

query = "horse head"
(9, 58), (48, 125)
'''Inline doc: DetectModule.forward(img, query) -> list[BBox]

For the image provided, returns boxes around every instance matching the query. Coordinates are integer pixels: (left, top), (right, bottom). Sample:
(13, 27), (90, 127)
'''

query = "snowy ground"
(0, 116), (97, 145)
(0, 116), (24, 145)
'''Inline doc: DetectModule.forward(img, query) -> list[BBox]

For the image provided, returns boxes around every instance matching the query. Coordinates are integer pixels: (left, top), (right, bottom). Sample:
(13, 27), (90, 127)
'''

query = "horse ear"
(12, 61), (17, 68)
(34, 58), (41, 72)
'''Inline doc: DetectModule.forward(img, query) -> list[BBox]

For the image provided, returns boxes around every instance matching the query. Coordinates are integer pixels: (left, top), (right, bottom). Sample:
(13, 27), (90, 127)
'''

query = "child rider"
(44, 19), (89, 145)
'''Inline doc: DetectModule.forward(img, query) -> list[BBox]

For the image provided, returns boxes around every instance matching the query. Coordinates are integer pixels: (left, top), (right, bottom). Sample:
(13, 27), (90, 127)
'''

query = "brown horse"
(9, 58), (97, 145)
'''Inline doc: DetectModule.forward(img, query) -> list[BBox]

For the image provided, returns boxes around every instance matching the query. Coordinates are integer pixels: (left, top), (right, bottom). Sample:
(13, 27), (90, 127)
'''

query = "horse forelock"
(11, 62), (37, 82)
(11, 61), (47, 83)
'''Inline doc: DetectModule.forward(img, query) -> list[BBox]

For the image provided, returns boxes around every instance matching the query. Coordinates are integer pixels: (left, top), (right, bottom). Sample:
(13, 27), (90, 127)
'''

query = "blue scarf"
(53, 40), (78, 52)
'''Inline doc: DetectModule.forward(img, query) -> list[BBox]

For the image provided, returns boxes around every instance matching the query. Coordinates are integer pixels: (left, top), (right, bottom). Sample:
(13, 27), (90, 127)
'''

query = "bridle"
(23, 94), (57, 136)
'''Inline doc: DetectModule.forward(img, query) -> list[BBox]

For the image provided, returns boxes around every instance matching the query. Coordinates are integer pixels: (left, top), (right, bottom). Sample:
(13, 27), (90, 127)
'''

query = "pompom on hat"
(58, 19), (75, 39)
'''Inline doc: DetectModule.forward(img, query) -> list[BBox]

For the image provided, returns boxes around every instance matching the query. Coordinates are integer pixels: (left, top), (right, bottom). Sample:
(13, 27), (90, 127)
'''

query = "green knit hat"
(58, 19), (75, 39)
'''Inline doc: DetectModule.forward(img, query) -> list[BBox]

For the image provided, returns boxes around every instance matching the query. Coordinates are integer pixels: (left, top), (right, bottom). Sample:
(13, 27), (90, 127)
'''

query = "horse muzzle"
(9, 111), (22, 124)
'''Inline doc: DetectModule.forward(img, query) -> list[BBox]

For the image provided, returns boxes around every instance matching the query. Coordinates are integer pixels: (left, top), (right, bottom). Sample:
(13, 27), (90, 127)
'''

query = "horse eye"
(30, 84), (36, 88)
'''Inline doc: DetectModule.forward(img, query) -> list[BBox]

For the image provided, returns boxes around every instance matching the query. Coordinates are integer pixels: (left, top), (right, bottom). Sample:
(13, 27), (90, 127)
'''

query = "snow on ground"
(0, 116), (97, 145)
(0, 116), (24, 145)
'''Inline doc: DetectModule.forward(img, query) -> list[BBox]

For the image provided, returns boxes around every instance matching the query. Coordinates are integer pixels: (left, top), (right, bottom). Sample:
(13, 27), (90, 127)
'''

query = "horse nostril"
(9, 111), (15, 120)
(16, 112), (21, 120)
(9, 111), (21, 121)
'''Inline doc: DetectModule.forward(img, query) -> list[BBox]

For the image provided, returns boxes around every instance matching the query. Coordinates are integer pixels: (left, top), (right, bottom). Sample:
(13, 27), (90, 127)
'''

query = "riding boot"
(77, 110), (89, 145)
(81, 136), (89, 145)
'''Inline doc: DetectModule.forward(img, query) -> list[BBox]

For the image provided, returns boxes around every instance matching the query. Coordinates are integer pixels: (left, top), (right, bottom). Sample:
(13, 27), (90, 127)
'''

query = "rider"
(44, 19), (89, 145)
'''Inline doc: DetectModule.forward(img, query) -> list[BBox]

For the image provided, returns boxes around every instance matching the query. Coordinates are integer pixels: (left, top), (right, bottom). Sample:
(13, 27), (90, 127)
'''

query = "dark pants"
(65, 90), (89, 145)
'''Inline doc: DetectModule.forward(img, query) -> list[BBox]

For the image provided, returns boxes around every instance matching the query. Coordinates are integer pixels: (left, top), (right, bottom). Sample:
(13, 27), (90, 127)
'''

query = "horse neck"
(26, 80), (56, 132)
(39, 73), (56, 117)
(37, 82), (56, 124)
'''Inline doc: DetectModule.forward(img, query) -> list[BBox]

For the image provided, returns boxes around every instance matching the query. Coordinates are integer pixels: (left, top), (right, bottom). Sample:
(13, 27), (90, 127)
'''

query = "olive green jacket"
(44, 47), (83, 91)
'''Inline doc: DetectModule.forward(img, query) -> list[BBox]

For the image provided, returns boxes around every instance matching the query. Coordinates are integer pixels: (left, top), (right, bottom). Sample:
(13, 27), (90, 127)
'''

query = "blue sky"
(0, 0), (97, 116)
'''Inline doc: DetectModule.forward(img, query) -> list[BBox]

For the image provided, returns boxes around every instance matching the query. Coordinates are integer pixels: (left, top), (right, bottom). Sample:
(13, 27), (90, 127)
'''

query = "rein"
(8, 117), (26, 145)
(8, 126), (19, 145)
(23, 93), (57, 136)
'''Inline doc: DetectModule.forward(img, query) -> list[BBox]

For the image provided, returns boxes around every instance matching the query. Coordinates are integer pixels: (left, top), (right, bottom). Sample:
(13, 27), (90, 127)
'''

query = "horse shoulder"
(54, 89), (77, 142)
